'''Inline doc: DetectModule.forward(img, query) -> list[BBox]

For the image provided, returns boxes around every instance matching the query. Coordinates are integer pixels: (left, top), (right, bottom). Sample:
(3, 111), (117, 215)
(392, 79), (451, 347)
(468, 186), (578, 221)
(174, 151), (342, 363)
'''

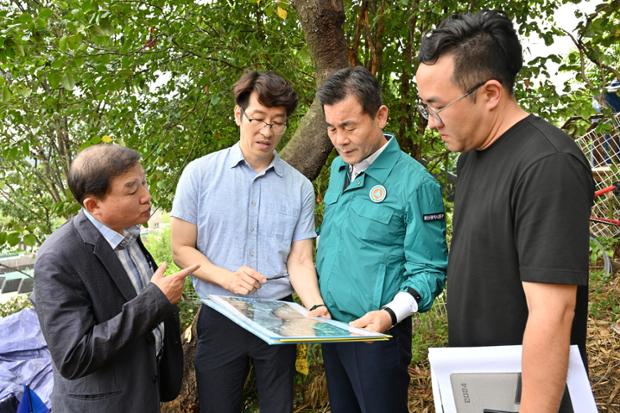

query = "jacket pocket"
(349, 199), (397, 241)
(67, 390), (122, 400)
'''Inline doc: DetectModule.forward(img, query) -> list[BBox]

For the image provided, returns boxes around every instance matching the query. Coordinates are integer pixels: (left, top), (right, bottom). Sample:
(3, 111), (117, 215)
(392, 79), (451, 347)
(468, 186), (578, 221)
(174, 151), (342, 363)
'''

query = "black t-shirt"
(447, 115), (594, 365)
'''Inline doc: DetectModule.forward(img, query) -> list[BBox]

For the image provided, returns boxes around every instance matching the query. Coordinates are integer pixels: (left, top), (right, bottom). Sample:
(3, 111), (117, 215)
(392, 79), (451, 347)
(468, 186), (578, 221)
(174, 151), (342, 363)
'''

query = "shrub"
(0, 294), (32, 318)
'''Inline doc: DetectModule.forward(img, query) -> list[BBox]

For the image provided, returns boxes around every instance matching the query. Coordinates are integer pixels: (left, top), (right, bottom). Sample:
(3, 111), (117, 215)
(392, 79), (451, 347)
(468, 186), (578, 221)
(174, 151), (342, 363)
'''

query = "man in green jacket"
(316, 66), (448, 412)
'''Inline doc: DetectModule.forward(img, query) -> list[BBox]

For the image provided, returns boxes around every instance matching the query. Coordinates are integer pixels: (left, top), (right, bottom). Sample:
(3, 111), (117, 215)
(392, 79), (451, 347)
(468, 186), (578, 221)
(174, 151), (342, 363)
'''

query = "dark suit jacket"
(32, 211), (183, 412)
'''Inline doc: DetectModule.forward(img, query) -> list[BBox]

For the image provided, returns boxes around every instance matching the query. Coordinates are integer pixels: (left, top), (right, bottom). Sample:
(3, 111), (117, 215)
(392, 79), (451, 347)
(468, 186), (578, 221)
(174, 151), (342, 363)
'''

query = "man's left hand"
(350, 310), (392, 333)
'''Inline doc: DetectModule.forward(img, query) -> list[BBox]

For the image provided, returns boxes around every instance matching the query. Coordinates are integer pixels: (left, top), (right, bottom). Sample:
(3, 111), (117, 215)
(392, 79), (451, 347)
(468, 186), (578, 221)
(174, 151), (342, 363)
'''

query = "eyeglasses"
(417, 80), (489, 126)
(241, 108), (287, 134)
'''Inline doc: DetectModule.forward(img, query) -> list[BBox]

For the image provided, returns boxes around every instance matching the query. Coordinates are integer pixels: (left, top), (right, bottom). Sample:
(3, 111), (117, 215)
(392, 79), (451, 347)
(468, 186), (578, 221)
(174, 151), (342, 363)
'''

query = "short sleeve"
(171, 162), (199, 225)
(292, 179), (317, 241)
(515, 153), (593, 285)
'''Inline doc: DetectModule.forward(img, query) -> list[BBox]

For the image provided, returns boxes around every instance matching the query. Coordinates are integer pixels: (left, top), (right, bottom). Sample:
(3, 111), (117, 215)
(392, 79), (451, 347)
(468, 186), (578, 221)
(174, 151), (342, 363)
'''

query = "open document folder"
(428, 345), (597, 413)
(202, 295), (391, 345)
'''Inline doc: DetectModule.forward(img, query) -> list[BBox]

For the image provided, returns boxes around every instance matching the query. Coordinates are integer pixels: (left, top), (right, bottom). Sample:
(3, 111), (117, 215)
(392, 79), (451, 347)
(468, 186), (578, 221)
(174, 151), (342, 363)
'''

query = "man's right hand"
(151, 262), (200, 304)
(226, 266), (267, 295)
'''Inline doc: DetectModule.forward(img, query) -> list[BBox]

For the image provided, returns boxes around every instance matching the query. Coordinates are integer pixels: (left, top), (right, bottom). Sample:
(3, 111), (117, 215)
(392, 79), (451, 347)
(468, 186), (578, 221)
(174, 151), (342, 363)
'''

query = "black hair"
(418, 10), (523, 94)
(68, 144), (141, 204)
(233, 71), (298, 116)
(317, 66), (382, 117)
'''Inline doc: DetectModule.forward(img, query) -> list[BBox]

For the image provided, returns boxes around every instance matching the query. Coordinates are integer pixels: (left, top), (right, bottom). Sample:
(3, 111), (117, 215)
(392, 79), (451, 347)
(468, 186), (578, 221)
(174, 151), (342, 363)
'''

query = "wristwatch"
(381, 306), (397, 327)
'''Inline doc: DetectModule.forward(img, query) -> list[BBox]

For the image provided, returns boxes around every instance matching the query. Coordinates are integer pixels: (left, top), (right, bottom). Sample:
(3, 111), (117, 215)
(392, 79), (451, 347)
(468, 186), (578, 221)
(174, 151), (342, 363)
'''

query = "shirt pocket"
(349, 199), (398, 241)
(263, 203), (299, 241)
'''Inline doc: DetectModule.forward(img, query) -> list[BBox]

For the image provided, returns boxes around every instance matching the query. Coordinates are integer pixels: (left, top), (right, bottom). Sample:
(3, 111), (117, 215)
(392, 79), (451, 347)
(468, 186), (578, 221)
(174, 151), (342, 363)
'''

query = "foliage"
(540, 1), (620, 137)
(589, 235), (616, 267)
(0, 294), (32, 318)
(0, 0), (314, 248)
(1, 0), (618, 250)
(142, 225), (179, 273)
(589, 267), (620, 320)
(142, 224), (199, 330)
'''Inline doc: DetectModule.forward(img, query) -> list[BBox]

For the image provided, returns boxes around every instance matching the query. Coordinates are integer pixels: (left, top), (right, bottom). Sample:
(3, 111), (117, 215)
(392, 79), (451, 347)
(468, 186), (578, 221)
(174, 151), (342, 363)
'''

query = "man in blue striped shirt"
(171, 71), (327, 413)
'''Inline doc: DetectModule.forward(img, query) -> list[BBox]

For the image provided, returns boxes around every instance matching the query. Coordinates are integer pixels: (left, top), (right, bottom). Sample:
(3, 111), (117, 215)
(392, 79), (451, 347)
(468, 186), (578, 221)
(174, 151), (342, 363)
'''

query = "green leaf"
(62, 70), (76, 90)
(6, 232), (20, 247)
(16, 85), (32, 97)
(4, 147), (19, 161)
(1, 86), (10, 103)
(38, 8), (53, 21)
(47, 70), (61, 89)
(22, 233), (36, 246)
(0, 232), (6, 246)
(67, 34), (82, 50)
(98, 18), (114, 36)
(59, 36), (68, 52)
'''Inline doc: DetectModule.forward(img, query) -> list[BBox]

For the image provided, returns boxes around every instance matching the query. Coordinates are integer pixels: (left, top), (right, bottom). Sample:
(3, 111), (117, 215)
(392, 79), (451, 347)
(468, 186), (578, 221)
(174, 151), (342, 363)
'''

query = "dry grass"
(588, 267), (620, 412)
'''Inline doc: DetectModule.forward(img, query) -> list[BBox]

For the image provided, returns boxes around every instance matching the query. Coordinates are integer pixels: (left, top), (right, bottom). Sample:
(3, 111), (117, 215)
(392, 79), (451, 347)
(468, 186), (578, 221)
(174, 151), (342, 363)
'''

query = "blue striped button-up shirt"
(171, 142), (316, 300)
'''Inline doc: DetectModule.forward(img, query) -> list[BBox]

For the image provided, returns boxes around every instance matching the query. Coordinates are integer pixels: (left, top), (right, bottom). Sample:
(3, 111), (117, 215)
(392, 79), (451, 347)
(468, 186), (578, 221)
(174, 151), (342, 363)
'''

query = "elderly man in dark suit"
(32, 144), (199, 412)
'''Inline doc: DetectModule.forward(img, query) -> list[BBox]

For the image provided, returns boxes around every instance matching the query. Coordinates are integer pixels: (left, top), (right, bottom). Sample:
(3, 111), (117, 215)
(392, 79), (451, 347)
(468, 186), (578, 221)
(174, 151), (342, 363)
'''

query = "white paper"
(428, 345), (596, 413)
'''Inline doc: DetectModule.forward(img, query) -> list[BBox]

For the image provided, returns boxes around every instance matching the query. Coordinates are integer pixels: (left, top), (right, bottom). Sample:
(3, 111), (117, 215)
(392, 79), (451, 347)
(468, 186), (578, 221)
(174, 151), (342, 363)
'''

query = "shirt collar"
(349, 135), (390, 180)
(228, 142), (246, 168)
(83, 209), (140, 250)
(337, 133), (400, 183)
(228, 142), (284, 177)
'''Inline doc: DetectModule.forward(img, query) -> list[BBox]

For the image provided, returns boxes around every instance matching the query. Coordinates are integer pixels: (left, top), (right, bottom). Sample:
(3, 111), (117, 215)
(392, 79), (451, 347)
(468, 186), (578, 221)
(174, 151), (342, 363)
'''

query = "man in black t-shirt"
(415, 10), (594, 413)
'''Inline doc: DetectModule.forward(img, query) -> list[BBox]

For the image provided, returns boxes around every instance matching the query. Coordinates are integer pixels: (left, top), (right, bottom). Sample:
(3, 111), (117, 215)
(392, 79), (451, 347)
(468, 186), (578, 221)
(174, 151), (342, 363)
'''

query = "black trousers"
(321, 318), (412, 413)
(195, 304), (296, 413)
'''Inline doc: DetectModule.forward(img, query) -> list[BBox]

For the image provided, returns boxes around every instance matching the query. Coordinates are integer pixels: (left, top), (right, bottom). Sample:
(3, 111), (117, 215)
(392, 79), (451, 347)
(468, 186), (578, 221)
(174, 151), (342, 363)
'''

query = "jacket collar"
(73, 210), (137, 301)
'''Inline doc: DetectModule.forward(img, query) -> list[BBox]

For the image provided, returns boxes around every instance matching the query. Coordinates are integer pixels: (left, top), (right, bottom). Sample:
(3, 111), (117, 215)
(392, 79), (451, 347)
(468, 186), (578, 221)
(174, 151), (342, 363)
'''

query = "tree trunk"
(160, 307), (201, 413)
(281, 0), (349, 180)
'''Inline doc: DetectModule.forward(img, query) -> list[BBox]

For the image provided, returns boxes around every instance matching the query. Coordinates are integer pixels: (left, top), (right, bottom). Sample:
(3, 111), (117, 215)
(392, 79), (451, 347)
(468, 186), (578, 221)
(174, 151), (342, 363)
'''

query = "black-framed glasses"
(417, 79), (489, 126)
(241, 108), (287, 134)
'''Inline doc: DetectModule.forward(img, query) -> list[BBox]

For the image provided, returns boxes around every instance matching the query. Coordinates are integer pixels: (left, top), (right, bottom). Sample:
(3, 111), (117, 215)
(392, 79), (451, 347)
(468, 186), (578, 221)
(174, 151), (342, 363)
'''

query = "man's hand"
(225, 265), (267, 295)
(350, 309), (392, 333)
(151, 262), (200, 304)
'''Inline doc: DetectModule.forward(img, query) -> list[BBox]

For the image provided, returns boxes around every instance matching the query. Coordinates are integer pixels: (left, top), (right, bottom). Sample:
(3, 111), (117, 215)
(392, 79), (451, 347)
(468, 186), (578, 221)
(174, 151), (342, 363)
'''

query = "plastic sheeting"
(0, 309), (52, 412)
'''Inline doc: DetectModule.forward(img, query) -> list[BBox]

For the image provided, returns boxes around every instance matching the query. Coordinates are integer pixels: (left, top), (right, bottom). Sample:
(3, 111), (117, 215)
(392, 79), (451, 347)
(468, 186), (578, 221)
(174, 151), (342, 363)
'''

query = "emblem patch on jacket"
(423, 212), (445, 222)
(369, 185), (387, 203)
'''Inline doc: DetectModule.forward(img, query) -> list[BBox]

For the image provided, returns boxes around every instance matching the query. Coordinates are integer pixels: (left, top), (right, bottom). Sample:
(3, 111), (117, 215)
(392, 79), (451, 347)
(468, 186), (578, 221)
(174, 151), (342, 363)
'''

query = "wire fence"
(575, 112), (620, 239)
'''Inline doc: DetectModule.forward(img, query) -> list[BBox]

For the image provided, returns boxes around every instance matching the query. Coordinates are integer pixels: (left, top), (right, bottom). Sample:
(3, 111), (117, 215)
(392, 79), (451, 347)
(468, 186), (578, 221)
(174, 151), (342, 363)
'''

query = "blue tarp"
(16, 386), (48, 413)
(0, 309), (52, 412)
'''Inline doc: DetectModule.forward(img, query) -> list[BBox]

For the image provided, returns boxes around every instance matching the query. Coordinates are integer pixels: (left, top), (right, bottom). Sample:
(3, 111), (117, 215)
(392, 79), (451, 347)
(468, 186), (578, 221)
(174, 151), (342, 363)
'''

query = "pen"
(265, 273), (288, 281)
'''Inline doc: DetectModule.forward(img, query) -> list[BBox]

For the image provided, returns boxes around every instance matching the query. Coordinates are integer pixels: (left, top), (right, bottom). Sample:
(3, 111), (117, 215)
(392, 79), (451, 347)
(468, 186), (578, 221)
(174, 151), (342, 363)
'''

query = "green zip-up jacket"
(316, 136), (448, 322)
